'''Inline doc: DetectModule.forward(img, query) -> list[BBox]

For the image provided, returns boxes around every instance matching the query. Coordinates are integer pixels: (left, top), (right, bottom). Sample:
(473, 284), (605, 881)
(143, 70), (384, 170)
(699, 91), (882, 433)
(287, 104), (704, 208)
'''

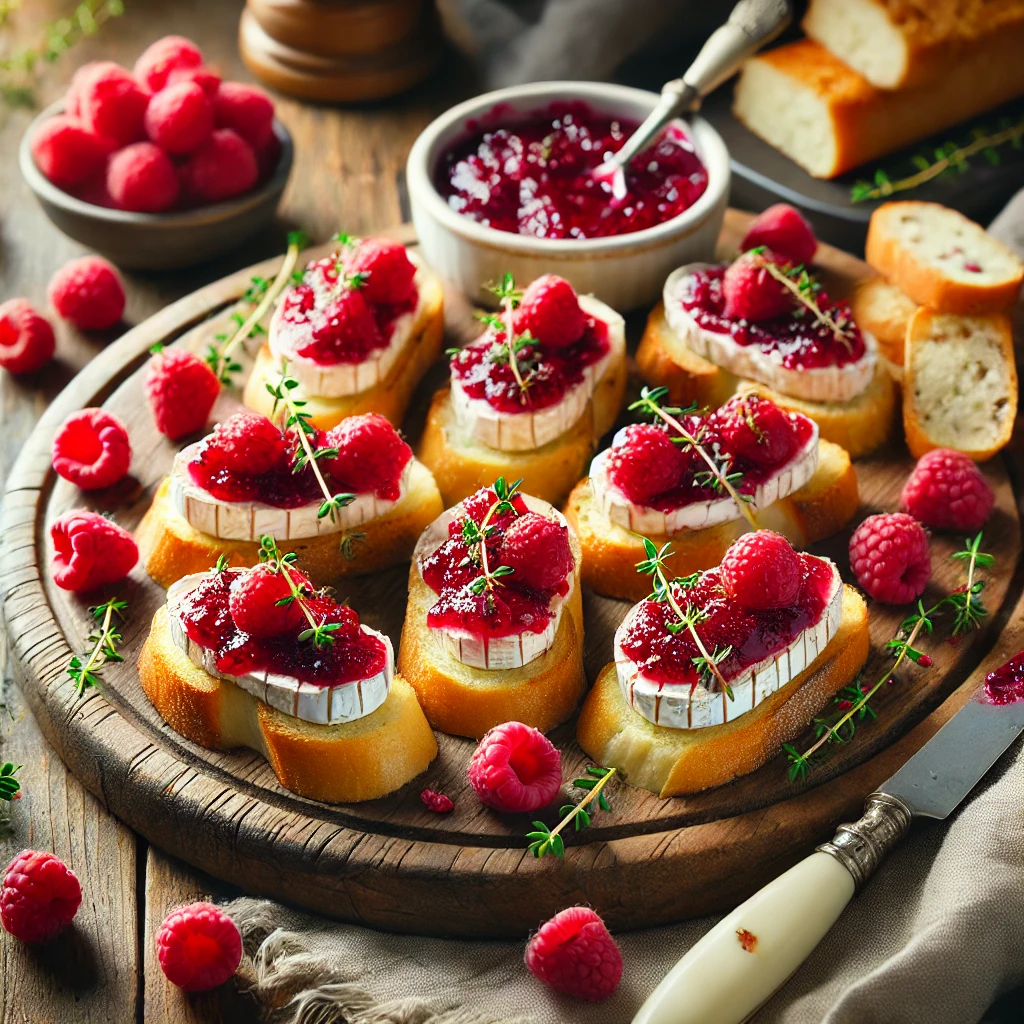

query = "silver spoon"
(595, 0), (792, 199)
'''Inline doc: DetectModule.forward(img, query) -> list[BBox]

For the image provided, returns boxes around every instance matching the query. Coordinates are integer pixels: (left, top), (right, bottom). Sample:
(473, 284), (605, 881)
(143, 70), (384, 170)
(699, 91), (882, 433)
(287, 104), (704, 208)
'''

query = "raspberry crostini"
(576, 531), (869, 796)
(398, 478), (586, 738)
(565, 391), (858, 601)
(243, 236), (444, 429)
(136, 410), (443, 589)
(418, 275), (627, 508)
(138, 542), (437, 802)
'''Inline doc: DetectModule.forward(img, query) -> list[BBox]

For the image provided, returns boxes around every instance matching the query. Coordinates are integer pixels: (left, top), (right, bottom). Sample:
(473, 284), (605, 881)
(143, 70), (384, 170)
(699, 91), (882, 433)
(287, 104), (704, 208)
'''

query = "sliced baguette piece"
(576, 585), (869, 797)
(139, 605), (438, 803)
(564, 438), (859, 602)
(733, 39), (1024, 179)
(902, 308), (1018, 461)
(849, 275), (919, 376)
(866, 203), (1024, 315)
(636, 302), (897, 459)
(137, 457), (444, 589)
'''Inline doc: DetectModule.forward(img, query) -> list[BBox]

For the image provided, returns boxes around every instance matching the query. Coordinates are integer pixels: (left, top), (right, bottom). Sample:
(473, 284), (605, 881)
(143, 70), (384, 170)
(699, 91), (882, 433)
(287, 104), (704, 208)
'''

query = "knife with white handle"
(633, 685), (1024, 1024)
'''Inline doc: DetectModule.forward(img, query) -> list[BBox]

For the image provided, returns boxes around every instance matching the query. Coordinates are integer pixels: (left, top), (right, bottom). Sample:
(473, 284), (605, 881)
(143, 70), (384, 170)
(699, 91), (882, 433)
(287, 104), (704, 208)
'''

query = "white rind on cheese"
(413, 494), (572, 670)
(588, 420), (819, 536)
(663, 264), (877, 403)
(614, 558), (842, 730)
(448, 294), (626, 452)
(166, 573), (392, 725)
(168, 443), (411, 541)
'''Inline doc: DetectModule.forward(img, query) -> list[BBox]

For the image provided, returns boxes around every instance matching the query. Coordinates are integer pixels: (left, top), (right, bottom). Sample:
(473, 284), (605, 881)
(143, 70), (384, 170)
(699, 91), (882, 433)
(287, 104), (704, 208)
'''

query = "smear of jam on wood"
(736, 928), (758, 953)
(983, 650), (1024, 705)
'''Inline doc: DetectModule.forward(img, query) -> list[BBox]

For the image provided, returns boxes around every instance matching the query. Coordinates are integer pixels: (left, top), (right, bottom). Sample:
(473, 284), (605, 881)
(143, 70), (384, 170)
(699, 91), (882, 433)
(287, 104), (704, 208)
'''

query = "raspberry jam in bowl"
(407, 81), (729, 311)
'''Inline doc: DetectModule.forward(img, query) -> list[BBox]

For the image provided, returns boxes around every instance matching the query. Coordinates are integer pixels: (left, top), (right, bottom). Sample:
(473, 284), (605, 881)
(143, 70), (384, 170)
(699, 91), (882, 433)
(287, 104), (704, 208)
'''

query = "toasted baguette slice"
(565, 439), (858, 602)
(242, 271), (445, 430)
(139, 606), (437, 802)
(576, 585), (869, 797)
(849, 276), (919, 376)
(866, 203), (1024, 315)
(902, 309), (1018, 461)
(137, 458), (444, 589)
(636, 303), (897, 459)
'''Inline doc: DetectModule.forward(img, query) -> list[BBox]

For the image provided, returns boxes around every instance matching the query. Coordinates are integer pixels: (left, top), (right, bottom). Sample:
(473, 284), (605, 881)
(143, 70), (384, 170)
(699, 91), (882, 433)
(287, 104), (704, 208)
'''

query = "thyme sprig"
(630, 386), (758, 529)
(66, 597), (126, 696)
(527, 767), (616, 857)
(465, 476), (522, 596)
(486, 273), (533, 400)
(257, 535), (339, 649)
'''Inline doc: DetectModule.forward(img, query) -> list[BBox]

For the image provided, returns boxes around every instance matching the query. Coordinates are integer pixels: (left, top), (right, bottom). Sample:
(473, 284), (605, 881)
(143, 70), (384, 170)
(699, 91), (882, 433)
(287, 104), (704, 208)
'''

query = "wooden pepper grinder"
(240, 0), (442, 102)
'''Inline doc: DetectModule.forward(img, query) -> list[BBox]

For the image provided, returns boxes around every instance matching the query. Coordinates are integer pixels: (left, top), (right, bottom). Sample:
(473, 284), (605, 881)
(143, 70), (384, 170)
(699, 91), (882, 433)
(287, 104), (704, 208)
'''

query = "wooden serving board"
(4, 213), (1023, 939)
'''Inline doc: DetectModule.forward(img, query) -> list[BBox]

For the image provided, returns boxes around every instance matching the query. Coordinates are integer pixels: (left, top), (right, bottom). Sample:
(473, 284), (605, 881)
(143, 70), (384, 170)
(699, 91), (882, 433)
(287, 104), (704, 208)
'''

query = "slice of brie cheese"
(614, 559), (842, 730)
(449, 295), (626, 453)
(663, 264), (877, 403)
(169, 444), (411, 542)
(413, 494), (572, 671)
(588, 420), (819, 536)
(166, 574), (392, 725)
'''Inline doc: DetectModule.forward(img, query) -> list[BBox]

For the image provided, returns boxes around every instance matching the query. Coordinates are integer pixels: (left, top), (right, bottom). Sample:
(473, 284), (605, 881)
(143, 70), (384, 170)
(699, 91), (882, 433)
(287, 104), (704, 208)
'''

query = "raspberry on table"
(31, 115), (110, 189)
(134, 36), (204, 93)
(144, 80), (214, 156)
(50, 509), (138, 592)
(228, 562), (309, 638)
(720, 530), (802, 609)
(179, 128), (258, 205)
(515, 274), (585, 347)
(420, 789), (455, 813)
(710, 393), (796, 467)
(606, 423), (688, 504)
(52, 408), (131, 490)
(345, 238), (417, 306)
(0, 299), (56, 375)
(0, 850), (82, 944)
(212, 82), (275, 149)
(467, 721), (562, 813)
(849, 512), (932, 605)
(107, 142), (180, 213)
(499, 512), (574, 591)
(899, 449), (994, 532)
(77, 62), (150, 148)
(325, 413), (412, 501)
(155, 901), (242, 992)
(48, 256), (126, 332)
(202, 411), (287, 476)
(525, 906), (623, 1002)
(722, 248), (794, 321)
(740, 204), (818, 266)
(144, 345), (220, 440)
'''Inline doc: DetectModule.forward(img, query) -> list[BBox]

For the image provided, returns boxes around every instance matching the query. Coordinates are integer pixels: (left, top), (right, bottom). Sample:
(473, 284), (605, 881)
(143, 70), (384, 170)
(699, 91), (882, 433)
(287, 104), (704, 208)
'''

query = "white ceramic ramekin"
(406, 81), (730, 312)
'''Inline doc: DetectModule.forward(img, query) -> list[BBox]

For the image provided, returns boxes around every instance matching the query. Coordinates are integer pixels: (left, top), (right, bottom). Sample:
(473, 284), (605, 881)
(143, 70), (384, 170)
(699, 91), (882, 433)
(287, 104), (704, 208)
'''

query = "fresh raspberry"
(0, 851), (82, 943)
(849, 513), (932, 605)
(31, 115), (110, 189)
(515, 274), (585, 347)
(605, 423), (688, 503)
(72, 173), (116, 209)
(155, 901), (242, 992)
(499, 513), (574, 591)
(0, 299), (55, 375)
(50, 509), (138, 592)
(48, 256), (125, 331)
(252, 130), (283, 181)
(345, 239), (416, 306)
(52, 408), (131, 490)
(65, 61), (103, 119)
(525, 906), (623, 1002)
(720, 531), (802, 609)
(300, 287), (382, 363)
(228, 562), (309, 637)
(77, 62), (150, 148)
(144, 81), (213, 155)
(134, 36), (204, 93)
(325, 413), (411, 500)
(467, 721), (562, 813)
(106, 142), (179, 213)
(179, 128), (258, 205)
(202, 412), (286, 475)
(899, 449), (994, 532)
(212, 82), (275, 149)
(166, 65), (221, 96)
(722, 249), (793, 321)
(144, 346), (220, 440)
(740, 204), (818, 266)
(420, 789), (454, 813)
(710, 394), (796, 467)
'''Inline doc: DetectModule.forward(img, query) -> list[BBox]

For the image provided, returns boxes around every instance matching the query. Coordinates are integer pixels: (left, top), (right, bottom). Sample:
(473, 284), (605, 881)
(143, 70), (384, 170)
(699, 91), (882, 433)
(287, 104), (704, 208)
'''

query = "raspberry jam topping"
(178, 570), (387, 686)
(420, 487), (573, 639)
(436, 102), (709, 240)
(983, 651), (1024, 705)
(619, 555), (835, 688)
(678, 265), (866, 370)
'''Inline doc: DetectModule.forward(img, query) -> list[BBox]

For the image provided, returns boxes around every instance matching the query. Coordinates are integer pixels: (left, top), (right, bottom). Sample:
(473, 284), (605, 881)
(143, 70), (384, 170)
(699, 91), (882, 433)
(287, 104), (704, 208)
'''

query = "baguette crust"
(576, 586), (869, 796)
(136, 458), (444, 589)
(138, 606), (438, 802)
(565, 438), (858, 602)
(636, 303), (897, 458)
(848, 276), (918, 372)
